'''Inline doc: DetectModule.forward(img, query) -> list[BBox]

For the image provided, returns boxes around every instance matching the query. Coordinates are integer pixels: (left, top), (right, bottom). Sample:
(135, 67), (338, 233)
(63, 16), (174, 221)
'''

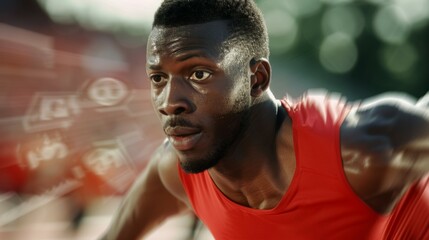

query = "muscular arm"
(100, 141), (189, 240)
(343, 92), (429, 165)
(341, 92), (429, 212)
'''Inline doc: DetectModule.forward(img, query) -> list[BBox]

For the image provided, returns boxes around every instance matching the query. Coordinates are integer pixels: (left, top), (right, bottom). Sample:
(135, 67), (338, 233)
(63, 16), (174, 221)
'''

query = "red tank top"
(371, 174), (429, 239)
(178, 92), (383, 239)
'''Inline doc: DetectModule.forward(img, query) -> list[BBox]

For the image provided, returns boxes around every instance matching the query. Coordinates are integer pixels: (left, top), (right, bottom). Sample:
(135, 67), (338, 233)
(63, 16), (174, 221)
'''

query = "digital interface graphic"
(0, 0), (427, 239)
(0, 18), (165, 238)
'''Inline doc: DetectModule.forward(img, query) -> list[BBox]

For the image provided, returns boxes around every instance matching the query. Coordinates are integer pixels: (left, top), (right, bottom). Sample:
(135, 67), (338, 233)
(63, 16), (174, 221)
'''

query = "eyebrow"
(147, 64), (162, 70)
(177, 52), (210, 62)
(147, 52), (215, 71)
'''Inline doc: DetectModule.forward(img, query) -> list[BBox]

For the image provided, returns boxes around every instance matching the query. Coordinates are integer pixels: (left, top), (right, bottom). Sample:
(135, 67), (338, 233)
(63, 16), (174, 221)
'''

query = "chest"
(188, 169), (379, 240)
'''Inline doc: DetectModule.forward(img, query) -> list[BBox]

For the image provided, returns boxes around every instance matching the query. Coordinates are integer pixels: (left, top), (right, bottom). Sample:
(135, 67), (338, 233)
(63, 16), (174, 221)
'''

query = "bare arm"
(100, 142), (189, 240)
(341, 92), (429, 212)
(343, 92), (429, 164)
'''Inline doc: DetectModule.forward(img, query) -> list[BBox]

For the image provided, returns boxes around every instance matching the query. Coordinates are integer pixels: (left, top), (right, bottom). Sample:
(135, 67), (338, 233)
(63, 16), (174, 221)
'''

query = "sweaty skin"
(342, 95), (429, 213)
(101, 21), (429, 240)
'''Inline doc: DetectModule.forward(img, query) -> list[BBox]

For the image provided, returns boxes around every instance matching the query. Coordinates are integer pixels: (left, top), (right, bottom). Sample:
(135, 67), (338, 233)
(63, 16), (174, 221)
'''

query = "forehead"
(147, 20), (231, 59)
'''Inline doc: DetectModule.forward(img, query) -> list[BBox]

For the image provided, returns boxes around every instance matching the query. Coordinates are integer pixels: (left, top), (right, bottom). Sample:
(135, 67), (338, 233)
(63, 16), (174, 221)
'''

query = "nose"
(157, 78), (194, 116)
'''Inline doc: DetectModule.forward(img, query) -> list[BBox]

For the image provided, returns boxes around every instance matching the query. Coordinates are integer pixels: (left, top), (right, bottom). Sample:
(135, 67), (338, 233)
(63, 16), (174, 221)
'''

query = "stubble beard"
(180, 92), (251, 174)
(179, 140), (228, 174)
(179, 109), (251, 174)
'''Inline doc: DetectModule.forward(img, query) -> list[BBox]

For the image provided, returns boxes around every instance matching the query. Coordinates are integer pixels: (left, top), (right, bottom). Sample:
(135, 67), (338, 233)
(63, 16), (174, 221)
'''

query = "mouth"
(165, 126), (203, 151)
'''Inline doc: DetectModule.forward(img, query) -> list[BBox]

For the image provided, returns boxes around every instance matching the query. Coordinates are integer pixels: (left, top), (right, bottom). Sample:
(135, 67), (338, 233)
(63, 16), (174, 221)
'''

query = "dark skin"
(101, 21), (429, 240)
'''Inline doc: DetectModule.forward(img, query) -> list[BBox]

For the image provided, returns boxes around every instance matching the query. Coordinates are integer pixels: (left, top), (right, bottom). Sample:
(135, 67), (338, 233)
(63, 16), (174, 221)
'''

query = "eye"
(149, 74), (166, 84)
(189, 70), (211, 81)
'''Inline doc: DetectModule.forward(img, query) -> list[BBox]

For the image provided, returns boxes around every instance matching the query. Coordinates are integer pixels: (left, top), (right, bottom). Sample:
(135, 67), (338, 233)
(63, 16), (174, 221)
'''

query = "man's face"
(146, 21), (252, 173)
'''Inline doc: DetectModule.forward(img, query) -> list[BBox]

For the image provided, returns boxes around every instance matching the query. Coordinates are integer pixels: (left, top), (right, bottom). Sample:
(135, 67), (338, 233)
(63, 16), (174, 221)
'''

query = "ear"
(249, 58), (271, 97)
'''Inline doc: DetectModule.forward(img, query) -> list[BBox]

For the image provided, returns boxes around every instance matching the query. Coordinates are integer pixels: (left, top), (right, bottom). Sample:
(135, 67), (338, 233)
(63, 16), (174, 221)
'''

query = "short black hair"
(152, 0), (269, 60)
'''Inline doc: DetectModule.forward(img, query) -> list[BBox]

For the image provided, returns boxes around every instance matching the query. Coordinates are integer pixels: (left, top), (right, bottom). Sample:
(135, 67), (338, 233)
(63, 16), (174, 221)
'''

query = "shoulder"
(341, 93), (419, 158)
(345, 92), (421, 120)
(155, 139), (190, 206)
(282, 89), (349, 128)
(340, 92), (429, 211)
(346, 92), (417, 119)
(342, 92), (427, 153)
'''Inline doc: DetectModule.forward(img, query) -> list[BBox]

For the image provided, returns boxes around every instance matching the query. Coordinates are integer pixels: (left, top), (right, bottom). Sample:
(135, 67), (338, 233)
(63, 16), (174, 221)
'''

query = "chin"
(178, 153), (220, 174)
(177, 138), (229, 173)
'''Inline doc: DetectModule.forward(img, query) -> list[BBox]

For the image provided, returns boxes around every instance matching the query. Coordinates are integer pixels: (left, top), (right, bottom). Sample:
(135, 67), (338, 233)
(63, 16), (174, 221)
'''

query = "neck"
(209, 92), (285, 188)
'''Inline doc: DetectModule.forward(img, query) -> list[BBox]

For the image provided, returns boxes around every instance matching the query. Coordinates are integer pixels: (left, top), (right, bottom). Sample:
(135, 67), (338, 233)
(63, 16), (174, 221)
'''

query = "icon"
(23, 93), (80, 132)
(83, 147), (124, 176)
(82, 140), (136, 193)
(17, 132), (69, 170)
(86, 77), (129, 107)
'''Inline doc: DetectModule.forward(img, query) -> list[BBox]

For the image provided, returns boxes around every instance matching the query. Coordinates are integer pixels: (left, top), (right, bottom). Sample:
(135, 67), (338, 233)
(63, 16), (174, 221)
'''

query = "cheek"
(202, 91), (250, 130)
(204, 88), (249, 119)
(226, 83), (251, 114)
(212, 78), (249, 109)
(199, 92), (232, 116)
(151, 85), (165, 104)
(151, 91), (163, 115)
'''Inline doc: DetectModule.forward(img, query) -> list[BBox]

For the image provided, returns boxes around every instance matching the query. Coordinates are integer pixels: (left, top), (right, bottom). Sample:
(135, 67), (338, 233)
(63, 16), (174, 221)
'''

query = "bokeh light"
(364, 0), (386, 5)
(283, 0), (322, 18)
(321, 0), (355, 5)
(322, 5), (365, 38)
(394, 0), (429, 26)
(380, 43), (418, 76)
(373, 5), (410, 44)
(265, 10), (299, 54)
(319, 33), (358, 73)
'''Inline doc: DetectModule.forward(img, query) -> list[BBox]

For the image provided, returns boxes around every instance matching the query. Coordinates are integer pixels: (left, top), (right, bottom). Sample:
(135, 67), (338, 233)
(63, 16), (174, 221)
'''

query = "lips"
(165, 126), (203, 151)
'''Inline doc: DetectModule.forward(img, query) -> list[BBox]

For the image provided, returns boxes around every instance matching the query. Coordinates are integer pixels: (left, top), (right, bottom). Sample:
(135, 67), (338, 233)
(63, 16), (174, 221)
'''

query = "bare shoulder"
(342, 92), (428, 153)
(156, 139), (190, 206)
(340, 92), (429, 213)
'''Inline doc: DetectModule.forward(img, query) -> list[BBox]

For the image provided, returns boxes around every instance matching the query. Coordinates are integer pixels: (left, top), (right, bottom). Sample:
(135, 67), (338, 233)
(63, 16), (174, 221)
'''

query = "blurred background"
(0, 0), (427, 239)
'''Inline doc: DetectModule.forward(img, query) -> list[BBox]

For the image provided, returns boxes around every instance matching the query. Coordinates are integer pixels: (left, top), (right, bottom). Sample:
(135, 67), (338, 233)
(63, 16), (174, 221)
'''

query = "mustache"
(163, 117), (197, 129)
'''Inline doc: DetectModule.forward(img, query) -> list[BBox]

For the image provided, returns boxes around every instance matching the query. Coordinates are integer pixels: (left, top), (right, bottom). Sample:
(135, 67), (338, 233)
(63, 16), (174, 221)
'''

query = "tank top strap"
(280, 90), (351, 178)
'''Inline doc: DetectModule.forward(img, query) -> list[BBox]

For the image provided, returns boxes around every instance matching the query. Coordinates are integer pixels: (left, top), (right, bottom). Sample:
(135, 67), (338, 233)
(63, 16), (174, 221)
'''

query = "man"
(101, 0), (429, 239)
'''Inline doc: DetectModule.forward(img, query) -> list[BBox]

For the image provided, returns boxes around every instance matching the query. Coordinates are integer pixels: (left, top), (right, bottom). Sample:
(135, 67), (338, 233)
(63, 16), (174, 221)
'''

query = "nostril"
(158, 104), (187, 116)
(174, 107), (186, 115)
(159, 109), (168, 115)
